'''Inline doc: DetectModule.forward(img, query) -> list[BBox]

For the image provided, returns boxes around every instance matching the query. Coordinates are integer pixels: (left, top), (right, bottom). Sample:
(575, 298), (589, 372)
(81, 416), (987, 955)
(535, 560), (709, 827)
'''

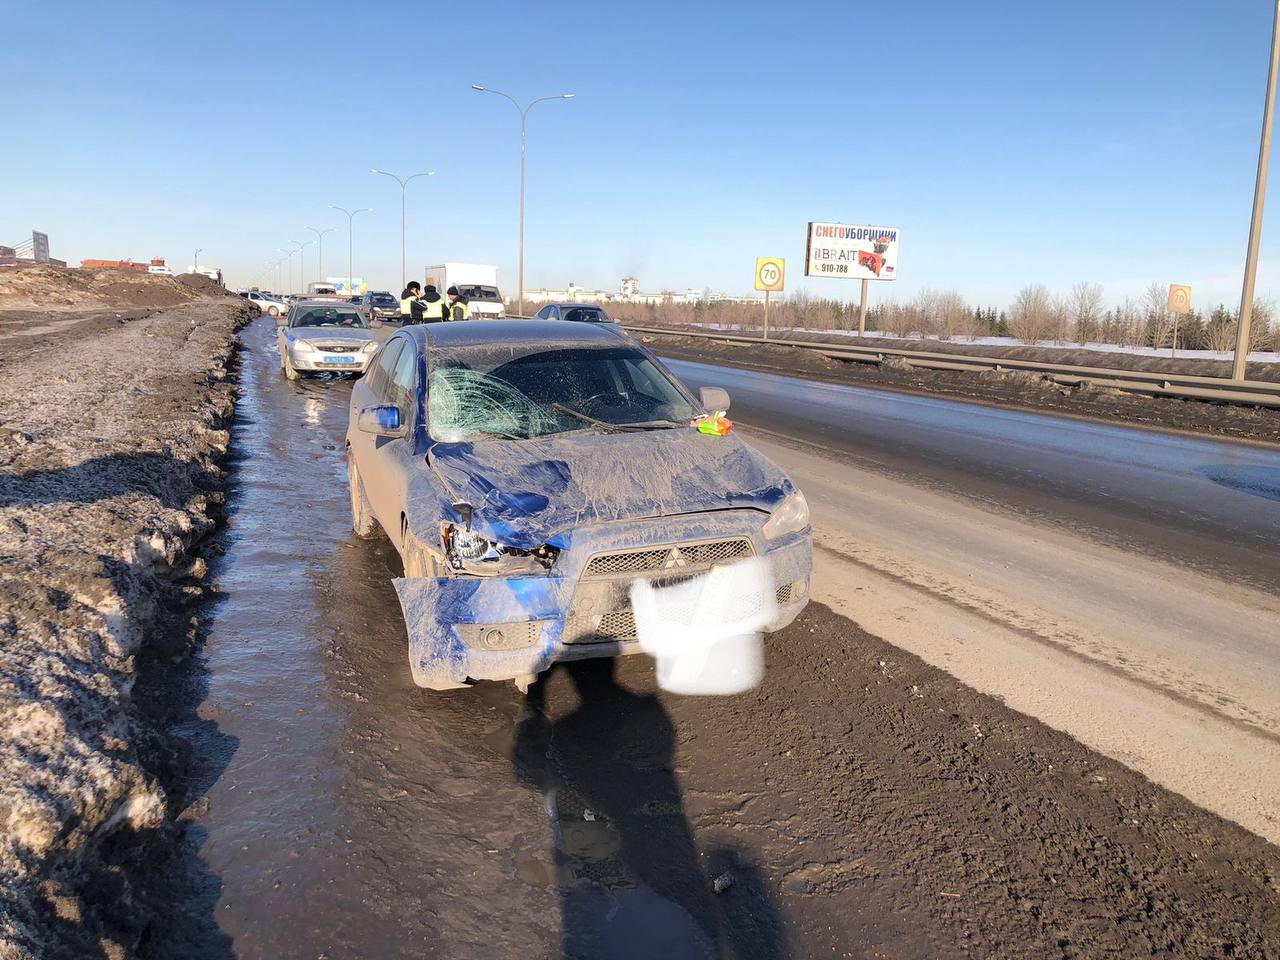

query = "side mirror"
(357, 405), (405, 437)
(699, 386), (730, 413)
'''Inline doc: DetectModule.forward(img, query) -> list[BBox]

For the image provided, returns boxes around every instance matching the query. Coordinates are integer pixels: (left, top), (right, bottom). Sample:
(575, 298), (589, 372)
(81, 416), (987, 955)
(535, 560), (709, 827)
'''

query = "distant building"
(1, 230), (66, 268)
(526, 276), (764, 307)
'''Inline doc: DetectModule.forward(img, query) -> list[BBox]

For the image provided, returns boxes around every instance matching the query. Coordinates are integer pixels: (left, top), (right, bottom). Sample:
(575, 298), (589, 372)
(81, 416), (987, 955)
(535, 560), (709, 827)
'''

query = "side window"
(535, 306), (550, 319)
(369, 339), (403, 398)
(548, 306), (560, 321)
(388, 342), (418, 418)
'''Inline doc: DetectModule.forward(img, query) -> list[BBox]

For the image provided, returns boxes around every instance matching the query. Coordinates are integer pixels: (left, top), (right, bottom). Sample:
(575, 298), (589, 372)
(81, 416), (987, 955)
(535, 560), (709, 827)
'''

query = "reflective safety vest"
(421, 298), (447, 321)
(448, 299), (470, 321)
(399, 296), (416, 317)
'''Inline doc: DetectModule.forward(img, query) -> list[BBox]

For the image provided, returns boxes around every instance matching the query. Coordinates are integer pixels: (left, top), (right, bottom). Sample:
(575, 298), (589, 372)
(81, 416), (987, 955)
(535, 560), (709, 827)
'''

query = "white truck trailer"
(423, 263), (505, 319)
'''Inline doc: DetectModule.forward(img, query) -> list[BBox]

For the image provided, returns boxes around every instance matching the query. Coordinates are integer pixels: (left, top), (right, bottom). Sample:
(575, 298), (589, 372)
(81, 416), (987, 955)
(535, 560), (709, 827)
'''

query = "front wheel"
(402, 528), (441, 578)
(348, 454), (381, 539)
(283, 351), (301, 380)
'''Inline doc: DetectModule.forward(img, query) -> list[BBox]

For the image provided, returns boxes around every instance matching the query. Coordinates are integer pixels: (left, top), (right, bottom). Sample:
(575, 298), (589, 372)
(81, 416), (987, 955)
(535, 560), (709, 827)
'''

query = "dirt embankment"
(0, 287), (253, 958)
(634, 328), (1280, 446)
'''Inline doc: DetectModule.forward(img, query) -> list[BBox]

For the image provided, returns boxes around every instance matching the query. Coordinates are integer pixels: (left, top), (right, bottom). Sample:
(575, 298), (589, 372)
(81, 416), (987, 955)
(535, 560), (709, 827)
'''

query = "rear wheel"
(347, 454), (381, 539)
(268, 305), (279, 317)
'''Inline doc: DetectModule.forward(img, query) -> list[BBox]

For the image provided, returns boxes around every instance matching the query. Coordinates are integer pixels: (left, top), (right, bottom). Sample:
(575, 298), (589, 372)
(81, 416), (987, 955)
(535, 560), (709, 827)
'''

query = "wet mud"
(143, 318), (1280, 960)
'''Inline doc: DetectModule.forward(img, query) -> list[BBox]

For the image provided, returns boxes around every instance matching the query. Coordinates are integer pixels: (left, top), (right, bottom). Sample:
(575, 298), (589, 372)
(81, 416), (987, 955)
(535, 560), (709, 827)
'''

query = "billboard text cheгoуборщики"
(804, 223), (900, 281)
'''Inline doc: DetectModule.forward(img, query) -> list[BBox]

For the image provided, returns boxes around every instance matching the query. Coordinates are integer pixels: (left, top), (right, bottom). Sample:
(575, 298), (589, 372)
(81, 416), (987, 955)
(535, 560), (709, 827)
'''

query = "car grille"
(565, 537), (756, 645)
(582, 538), (753, 579)
(317, 344), (360, 353)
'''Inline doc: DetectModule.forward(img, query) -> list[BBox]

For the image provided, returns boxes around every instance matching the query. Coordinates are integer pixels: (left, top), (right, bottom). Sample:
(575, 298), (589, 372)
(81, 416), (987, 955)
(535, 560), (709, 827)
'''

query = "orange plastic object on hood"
(694, 411), (733, 436)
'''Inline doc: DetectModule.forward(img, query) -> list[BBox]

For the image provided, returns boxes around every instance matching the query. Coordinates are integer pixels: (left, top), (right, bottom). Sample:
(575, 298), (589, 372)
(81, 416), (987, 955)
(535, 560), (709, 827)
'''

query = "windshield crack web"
(428, 368), (555, 441)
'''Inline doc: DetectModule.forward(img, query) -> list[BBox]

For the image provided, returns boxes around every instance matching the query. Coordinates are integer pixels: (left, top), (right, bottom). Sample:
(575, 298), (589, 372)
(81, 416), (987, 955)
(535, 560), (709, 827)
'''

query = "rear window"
(562, 306), (609, 323)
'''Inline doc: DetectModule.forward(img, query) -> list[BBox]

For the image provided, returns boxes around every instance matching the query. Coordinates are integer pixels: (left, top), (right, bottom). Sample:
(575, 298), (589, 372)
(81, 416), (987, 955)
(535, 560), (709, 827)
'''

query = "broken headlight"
(441, 523), (559, 576)
(762, 490), (810, 540)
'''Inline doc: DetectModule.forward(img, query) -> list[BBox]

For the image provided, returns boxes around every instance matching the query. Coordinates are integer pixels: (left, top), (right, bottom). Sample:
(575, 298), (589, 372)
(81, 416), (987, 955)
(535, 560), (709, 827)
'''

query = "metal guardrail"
(622, 324), (1280, 409)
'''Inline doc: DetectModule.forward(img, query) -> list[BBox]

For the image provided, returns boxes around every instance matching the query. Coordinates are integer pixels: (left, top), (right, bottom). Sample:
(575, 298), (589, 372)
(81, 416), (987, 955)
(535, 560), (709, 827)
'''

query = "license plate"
(323, 354), (356, 363)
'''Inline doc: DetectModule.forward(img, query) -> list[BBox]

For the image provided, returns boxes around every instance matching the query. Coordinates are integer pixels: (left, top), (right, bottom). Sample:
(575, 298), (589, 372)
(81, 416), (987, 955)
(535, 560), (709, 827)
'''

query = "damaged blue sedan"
(344, 320), (811, 690)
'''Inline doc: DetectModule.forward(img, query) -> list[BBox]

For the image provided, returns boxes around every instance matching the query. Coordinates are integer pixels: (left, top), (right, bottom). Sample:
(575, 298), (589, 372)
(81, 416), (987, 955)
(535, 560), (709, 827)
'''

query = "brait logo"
(662, 548), (688, 570)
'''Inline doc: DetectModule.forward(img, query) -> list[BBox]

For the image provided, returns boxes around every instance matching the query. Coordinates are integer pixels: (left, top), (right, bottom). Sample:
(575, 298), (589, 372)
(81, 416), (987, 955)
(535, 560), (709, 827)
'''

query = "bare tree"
(1070, 282), (1103, 344)
(1007, 284), (1053, 344)
(1115, 297), (1142, 347)
(933, 290), (976, 340)
(1142, 283), (1175, 349)
(1048, 295), (1072, 344)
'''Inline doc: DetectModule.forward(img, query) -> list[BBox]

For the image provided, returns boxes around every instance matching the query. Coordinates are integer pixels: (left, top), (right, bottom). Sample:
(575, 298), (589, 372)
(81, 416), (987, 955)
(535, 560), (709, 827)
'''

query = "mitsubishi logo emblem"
(662, 548), (687, 569)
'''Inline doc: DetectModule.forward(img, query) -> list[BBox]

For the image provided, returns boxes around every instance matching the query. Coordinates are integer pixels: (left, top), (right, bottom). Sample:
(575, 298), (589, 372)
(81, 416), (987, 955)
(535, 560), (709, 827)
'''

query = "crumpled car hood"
(426, 429), (790, 548)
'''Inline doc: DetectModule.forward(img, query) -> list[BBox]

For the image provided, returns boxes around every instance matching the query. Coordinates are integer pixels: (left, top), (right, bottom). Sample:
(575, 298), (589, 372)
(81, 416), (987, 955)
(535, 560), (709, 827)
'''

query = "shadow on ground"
(514, 659), (786, 960)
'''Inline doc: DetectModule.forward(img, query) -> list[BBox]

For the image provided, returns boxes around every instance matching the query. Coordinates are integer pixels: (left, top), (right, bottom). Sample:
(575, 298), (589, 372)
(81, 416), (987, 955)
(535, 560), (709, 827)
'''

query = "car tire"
(348, 455), (381, 539)
(283, 352), (301, 380)
(268, 306), (279, 317)
(402, 528), (441, 578)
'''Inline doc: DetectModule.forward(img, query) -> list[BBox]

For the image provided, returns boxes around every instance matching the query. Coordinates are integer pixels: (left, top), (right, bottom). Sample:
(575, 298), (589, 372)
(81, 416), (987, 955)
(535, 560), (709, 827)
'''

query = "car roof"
(543, 302), (608, 309)
(404, 318), (627, 348)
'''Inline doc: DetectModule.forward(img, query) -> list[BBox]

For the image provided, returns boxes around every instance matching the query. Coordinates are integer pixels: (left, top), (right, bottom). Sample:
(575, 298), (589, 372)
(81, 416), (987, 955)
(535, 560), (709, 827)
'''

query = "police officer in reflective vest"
(399, 282), (423, 322)
(446, 285), (470, 321)
(419, 284), (448, 322)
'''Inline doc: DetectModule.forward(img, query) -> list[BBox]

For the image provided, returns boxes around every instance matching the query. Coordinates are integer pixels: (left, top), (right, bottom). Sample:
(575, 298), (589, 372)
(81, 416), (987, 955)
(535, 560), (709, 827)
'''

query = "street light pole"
(292, 239), (313, 292)
(307, 226), (335, 288)
(372, 169), (434, 291)
(278, 247), (295, 294)
(194, 248), (203, 273)
(330, 205), (372, 296)
(472, 85), (575, 317)
(1234, 0), (1280, 381)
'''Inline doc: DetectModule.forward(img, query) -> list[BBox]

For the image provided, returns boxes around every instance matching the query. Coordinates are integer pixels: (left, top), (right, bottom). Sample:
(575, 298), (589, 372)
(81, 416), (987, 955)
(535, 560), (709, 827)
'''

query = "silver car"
(277, 300), (380, 379)
(345, 319), (812, 691)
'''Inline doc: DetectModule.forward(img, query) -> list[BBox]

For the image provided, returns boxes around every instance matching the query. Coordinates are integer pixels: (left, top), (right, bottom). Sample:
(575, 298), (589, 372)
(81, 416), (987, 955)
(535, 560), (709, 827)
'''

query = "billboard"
(327, 276), (368, 295)
(31, 231), (50, 263)
(804, 222), (899, 281)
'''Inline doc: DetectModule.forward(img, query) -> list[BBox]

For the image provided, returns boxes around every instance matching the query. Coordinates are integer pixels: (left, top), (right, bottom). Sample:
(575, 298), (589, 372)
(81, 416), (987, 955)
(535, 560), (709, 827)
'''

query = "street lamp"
(307, 226), (335, 288)
(194, 248), (204, 273)
(330, 205), (372, 296)
(278, 246), (296, 294)
(1234, 0), (1280, 381)
(372, 169), (435, 291)
(471, 84), (575, 316)
(292, 239), (313, 292)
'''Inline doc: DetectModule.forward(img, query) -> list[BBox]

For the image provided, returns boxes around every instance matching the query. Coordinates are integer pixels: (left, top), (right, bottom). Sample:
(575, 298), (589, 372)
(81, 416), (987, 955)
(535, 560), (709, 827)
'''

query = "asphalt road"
(665, 357), (1280, 841)
(139, 320), (1280, 959)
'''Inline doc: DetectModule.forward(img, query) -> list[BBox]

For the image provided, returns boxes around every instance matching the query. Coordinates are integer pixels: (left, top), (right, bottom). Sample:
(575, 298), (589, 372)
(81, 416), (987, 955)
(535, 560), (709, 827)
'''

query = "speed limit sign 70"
(755, 258), (785, 292)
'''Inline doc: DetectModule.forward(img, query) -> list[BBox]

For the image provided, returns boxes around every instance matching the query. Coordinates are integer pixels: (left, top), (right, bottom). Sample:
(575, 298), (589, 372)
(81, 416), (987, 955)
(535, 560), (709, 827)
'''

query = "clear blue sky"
(7, 0), (1280, 308)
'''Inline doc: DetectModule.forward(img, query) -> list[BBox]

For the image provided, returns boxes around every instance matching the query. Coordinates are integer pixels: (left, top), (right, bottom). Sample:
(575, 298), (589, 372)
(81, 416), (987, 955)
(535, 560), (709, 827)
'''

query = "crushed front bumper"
(394, 526), (810, 689)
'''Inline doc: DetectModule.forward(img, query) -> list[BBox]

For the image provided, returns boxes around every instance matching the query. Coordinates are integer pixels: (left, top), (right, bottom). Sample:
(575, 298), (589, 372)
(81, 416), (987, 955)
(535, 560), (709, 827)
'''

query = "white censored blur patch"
(630, 557), (777, 696)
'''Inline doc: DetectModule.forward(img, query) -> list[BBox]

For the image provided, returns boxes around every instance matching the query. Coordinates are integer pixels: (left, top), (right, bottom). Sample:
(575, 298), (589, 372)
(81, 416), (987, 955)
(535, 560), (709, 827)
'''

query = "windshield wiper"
(552, 404), (686, 433)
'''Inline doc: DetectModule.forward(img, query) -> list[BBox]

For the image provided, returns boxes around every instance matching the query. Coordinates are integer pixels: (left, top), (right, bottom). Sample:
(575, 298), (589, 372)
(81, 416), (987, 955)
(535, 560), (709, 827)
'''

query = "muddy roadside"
(630, 329), (1280, 446)
(0, 272), (255, 959)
